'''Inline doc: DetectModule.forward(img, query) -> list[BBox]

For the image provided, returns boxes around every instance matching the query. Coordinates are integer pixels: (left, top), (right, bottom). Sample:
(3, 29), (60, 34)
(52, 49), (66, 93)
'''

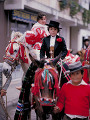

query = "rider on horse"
(14, 20), (68, 120)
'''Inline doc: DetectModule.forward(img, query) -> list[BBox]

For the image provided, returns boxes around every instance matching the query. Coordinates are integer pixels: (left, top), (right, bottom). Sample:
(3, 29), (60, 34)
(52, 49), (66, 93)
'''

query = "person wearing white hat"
(53, 61), (90, 120)
(83, 36), (89, 49)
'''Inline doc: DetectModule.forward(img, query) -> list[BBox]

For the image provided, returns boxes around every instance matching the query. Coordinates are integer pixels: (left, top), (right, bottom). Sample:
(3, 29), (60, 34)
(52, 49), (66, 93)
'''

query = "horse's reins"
(2, 62), (16, 89)
(0, 95), (12, 120)
(58, 59), (63, 87)
(0, 62), (16, 120)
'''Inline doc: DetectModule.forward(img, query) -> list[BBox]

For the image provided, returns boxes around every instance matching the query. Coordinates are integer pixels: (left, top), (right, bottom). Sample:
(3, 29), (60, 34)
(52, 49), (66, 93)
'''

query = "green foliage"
(87, 10), (90, 24)
(69, 0), (79, 17)
(59, 0), (68, 9)
(82, 9), (90, 24)
(59, 0), (90, 24)
(59, 0), (79, 17)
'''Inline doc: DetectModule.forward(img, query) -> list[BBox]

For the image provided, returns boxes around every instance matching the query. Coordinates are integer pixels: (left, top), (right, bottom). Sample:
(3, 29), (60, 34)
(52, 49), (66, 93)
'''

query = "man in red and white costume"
(54, 61), (90, 120)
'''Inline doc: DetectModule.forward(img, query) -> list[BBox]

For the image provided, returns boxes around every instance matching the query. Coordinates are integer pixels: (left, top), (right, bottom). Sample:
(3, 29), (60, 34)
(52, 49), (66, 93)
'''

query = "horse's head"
(32, 63), (60, 107)
(4, 41), (24, 65)
(29, 53), (61, 107)
(77, 49), (86, 62)
(3, 41), (21, 75)
(3, 30), (42, 76)
(3, 32), (29, 75)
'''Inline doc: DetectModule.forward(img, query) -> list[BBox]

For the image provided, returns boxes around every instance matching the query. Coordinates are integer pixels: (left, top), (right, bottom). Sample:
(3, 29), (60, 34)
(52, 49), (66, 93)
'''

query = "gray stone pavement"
(3, 78), (21, 120)
(7, 105), (36, 120)
(2, 69), (51, 120)
(3, 77), (37, 120)
(3, 77), (52, 120)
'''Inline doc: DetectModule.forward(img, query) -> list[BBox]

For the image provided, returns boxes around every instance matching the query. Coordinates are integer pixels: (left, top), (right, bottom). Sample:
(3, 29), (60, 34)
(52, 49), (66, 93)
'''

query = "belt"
(64, 115), (88, 120)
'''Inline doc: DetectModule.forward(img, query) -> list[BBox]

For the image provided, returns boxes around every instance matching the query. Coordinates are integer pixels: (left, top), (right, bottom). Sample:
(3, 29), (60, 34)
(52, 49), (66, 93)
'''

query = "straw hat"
(65, 61), (90, 74)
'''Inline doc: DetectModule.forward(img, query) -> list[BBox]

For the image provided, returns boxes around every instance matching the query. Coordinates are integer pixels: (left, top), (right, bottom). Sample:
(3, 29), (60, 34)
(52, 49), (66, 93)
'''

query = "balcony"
(4, 0), (90, 28)
(4, 0), (24, 9)
(59, 0), (90, 27)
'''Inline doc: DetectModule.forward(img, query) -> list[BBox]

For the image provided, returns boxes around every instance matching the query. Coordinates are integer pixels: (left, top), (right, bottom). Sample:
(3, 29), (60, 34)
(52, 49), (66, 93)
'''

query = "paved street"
(3, 69), (37, 120)
(7, 105), (36, 120)
(3, 68), (51, 120)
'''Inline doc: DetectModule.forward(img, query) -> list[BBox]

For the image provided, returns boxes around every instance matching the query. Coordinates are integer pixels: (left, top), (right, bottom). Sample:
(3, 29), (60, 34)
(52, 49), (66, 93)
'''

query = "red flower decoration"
(56, 38), (62, 42)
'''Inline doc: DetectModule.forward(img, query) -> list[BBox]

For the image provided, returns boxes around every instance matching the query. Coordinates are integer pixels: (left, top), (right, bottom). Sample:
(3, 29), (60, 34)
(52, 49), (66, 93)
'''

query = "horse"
(2, 31), (40, 83)
(77, 48), (86, 63)
(2, 31), (40, 120)
(29, 53), (69, 120)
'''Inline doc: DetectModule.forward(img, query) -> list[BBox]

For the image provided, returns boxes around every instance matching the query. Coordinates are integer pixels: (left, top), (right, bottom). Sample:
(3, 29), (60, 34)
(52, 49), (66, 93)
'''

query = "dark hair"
(48, 26), (59, 33)
(37, 13), (46, 22)
(81, 70), (84, 75)
(70, 69), (84, 76)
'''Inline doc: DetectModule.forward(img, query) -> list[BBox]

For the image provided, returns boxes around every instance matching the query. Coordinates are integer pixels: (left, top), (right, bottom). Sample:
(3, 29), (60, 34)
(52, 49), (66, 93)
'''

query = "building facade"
(0, 0), (90, 62)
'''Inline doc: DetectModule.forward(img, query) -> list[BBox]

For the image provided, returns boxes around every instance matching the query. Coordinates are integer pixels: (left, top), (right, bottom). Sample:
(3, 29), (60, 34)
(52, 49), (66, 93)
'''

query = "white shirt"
(67, 79), (87, 86)
(50, 36), (56, 47)
(66, 79), (87, 119)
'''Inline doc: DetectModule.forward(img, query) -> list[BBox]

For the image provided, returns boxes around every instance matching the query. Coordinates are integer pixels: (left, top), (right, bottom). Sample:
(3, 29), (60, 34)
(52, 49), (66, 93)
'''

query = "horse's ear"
(39, 59), (46, 68)
(29, 53), (45, 68)
(29, 53), (40, 67)
(51, 52), (62, 66)
(11, 31), (15, 40)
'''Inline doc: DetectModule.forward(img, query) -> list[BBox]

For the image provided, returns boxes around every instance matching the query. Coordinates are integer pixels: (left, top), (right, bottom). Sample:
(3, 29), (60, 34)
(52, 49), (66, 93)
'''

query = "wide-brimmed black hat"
(46, 20), (62, 29)
(83, 36), (89, 42)
(65, 61), (90, 74)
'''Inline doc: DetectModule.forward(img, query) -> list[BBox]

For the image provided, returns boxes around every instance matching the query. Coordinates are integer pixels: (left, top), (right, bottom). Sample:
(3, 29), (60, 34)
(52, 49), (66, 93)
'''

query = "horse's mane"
(32, 66), (60, 97)
(11, 31), (23, 42)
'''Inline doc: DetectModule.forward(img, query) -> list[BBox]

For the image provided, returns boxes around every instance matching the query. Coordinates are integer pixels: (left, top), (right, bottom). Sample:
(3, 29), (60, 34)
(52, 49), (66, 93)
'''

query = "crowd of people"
(0, 12), (90, 120)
